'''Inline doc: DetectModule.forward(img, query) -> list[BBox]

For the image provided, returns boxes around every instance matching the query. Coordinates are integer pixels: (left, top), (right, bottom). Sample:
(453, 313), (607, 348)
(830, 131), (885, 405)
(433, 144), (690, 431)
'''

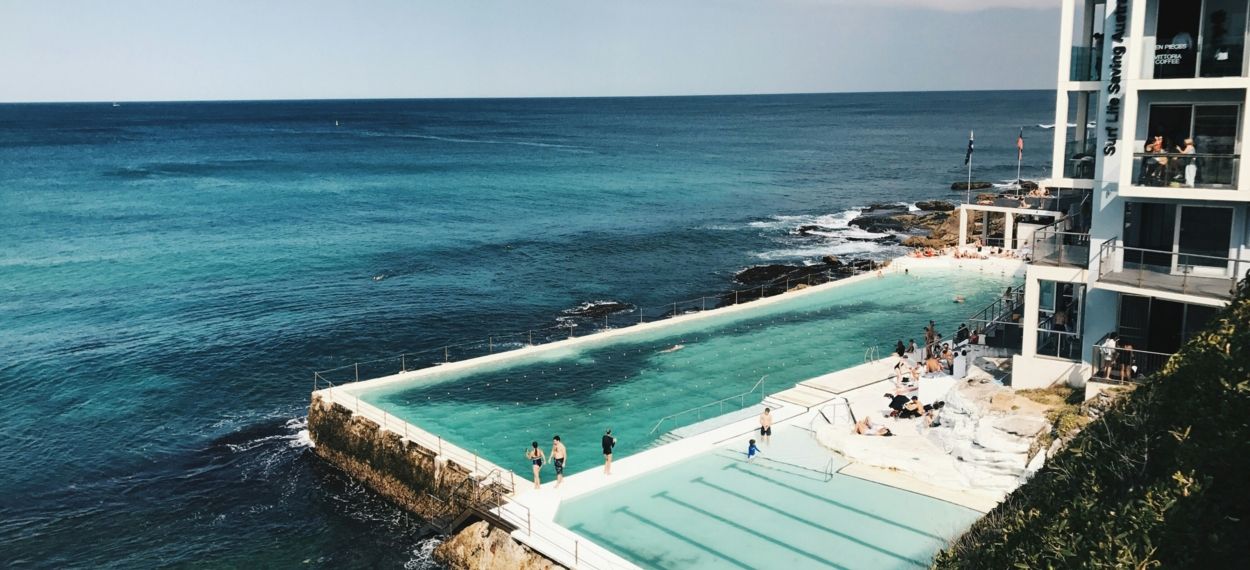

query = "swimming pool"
(355, 266), (1014, 476)
(554, 432), (981, 569)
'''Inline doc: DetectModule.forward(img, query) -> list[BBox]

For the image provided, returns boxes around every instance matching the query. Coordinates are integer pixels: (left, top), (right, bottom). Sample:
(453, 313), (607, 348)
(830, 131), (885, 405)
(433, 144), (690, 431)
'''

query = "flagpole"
(1016, 129), (1023, 195)
(966, 131), (973, 205)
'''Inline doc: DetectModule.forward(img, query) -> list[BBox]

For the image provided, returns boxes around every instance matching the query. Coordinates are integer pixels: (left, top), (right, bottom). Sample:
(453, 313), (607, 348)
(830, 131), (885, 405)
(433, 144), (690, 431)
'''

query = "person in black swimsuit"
(602, 428), (617, 475)
(526, 441), (545, 490)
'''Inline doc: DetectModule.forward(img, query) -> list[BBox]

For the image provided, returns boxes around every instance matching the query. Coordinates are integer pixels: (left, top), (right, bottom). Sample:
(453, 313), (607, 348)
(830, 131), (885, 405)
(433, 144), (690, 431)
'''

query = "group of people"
(1098, 333), (1137, 382)
(889, 322), (971, 387)
(1139, 134), (1198, 187)
(525, 429), (618, 490)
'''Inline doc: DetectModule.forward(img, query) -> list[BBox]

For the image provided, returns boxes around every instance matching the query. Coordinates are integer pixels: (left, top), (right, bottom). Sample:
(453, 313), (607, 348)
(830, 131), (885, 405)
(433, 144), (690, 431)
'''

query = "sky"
(0, 0), (1060, 102)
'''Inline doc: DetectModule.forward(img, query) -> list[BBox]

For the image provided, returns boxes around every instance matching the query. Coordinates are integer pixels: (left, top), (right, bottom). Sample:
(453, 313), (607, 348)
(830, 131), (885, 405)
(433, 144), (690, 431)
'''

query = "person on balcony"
(1099, 334), (1119, 380)
(1176, 138), (1196, 187)
(1117, 343), (1137, 382)
(1140, 135), (1168, 186)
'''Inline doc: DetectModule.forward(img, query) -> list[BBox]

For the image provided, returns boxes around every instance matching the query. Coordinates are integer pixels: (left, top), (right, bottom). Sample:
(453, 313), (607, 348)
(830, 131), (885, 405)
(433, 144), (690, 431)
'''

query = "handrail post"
(401, 353), (406, 372)
(489, 336), (493, 353)
(354, 363), (359, 383)
(734, 291), (739, 305)
(528, 330), (533, 346)
(759, 285), (764, 299)
(702, 296), (707, 311)
(672, 302), (677, 318)
(444, 346), (449, 363)
(575, 540), (580, 566)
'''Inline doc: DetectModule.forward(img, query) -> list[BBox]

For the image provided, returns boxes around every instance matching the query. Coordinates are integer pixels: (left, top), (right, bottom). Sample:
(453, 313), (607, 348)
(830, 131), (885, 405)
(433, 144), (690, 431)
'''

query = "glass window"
(1154, 0), (1202, 78)
(1201, 0), (1248, 77)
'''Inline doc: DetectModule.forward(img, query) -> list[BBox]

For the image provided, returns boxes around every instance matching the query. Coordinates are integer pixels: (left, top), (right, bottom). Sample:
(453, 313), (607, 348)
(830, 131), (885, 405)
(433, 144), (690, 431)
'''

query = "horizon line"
(0, 87), (1053, 105)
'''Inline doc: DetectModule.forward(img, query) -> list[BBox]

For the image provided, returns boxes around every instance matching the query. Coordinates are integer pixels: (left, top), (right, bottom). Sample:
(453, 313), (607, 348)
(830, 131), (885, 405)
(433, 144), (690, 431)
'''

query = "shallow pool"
(555, 434), (981, 569)
(359, 267), (1014, 475)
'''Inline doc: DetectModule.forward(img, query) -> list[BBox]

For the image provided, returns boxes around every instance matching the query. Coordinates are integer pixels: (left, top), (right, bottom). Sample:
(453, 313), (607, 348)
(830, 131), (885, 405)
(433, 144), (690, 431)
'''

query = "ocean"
(0, 92), (1053, 568)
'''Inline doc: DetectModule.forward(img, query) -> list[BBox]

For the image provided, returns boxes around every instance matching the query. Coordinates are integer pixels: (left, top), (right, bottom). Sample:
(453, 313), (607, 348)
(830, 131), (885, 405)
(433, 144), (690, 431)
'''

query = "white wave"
(752, 241), (898, 261)
(404, 538), (445, 570)
(750, 208), (863, 232)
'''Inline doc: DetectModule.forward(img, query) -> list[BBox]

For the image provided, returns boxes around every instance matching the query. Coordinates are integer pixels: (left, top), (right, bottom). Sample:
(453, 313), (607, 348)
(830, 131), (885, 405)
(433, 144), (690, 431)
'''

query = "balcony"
(1089, 342), (1173, 384)
(1070, 45), (1103, 82)
(1132, 152), (1239, 190)
(1095, 239), (1247, 301)
(1032, 226), (1090, 267)
(1063, 138), (1098, 180)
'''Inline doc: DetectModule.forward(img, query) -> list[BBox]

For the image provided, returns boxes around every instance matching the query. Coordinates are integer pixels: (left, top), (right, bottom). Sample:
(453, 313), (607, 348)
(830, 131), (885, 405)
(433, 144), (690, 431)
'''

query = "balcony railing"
(1070, 45), (1102, 82)
(1063, 139), (1098, 180)
(1133, 152), (1239, 189)
(1090, 343), (1173, 385)
(1037, 329), (1082, 360)
(1095, 238), (1247, 300)
(1032, 226), (1090, 267)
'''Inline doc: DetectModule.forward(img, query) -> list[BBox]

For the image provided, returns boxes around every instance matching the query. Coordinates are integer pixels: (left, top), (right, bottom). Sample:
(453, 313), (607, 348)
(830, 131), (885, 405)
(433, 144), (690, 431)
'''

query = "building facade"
(999, 0), (1250, 388)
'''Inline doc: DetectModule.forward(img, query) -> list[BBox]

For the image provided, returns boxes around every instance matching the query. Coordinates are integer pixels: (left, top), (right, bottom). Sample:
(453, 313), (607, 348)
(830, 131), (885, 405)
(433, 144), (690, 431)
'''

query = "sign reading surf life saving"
(1101, 0), (1129, 161)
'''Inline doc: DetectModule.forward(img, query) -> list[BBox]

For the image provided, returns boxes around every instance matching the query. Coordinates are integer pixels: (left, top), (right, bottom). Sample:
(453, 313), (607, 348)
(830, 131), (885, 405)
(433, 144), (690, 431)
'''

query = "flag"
(964, 131), (975, 165)
(1017, 127), (1024, 161)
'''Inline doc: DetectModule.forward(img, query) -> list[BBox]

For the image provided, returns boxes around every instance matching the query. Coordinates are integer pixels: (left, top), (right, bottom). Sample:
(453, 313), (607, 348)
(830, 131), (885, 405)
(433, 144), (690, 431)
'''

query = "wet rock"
(735, 264), (800, 285)
(848, 215), (908, 233)
(915, 200), (956, 212)
(821, 255), (840, 267)
(796, 224), (825, 236)
(435, 521), (564, 570)
(951, 181), (994, 191)
(561, 301), (634, 318)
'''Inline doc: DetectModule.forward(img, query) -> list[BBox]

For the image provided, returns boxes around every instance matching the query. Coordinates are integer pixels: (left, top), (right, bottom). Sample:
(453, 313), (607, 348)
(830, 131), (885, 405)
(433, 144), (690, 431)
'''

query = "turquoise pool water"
(359, 267), (1014, 475)
(555, 434), (981, 569)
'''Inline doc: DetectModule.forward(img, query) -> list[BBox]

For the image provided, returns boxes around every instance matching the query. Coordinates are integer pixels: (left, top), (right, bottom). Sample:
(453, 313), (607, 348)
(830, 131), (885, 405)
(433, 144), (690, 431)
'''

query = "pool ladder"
(863, 345), (880, 363)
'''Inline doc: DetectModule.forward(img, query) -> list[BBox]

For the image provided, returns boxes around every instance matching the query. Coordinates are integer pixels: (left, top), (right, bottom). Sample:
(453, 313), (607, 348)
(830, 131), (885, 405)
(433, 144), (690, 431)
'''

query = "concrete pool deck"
(498, 357), (1008, 569)
(310, 254), (1026, 569)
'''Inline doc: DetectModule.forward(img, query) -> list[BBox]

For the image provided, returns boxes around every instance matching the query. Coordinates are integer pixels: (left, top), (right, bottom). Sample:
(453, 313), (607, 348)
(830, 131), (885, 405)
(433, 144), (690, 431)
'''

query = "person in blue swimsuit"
(525, 441), (545, 490)
(747, 439), (762, 462)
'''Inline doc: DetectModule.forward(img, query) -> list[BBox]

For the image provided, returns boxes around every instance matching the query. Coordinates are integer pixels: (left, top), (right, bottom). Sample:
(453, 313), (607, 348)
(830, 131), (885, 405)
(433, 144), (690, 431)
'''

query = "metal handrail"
(647, 375), (769, 436)
(1096, 237), (1247, 298)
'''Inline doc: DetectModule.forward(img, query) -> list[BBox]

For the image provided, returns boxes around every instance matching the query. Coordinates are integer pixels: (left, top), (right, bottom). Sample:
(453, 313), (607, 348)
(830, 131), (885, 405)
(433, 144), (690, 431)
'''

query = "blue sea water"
(0, 92), (1052, 568)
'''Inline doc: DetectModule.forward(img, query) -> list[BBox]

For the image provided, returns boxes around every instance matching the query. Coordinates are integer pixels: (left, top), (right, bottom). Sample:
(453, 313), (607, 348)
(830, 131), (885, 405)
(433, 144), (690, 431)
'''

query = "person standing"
(1177, 138), (1197, 187)
(758, 407), (773, 444)
(525, 441), (545, 490)
(1102, 335), (1118, 378)
(550, 435), (567, 488)
(601, 429), (617, 475)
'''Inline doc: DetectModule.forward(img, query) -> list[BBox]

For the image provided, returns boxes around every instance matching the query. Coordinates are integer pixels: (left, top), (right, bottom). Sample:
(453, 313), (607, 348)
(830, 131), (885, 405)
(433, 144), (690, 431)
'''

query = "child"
(747, 439), (762, 462)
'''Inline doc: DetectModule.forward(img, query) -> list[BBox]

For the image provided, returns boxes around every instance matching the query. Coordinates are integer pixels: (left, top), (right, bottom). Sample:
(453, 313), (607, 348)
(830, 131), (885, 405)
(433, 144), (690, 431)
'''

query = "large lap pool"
(355, 266), (1015, 476)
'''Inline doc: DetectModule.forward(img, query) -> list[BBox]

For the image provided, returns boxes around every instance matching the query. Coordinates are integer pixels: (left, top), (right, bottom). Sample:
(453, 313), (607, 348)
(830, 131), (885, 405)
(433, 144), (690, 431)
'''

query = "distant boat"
(112, 102), (120, 107)
(335, 120), (340, 126)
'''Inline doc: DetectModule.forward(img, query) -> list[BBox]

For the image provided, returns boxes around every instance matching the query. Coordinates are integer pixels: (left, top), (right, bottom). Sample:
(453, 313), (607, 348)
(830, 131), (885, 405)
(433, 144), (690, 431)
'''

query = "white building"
(961, 0), (1250, 390)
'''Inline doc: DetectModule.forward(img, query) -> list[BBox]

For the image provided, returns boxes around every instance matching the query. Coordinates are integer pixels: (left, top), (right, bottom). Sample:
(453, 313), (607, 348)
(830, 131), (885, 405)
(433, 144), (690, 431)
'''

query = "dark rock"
(862, 202), (908, 214)
(849, 215), (908, 233)
(822, 255), (840, 267)
(915, 200), (956, 212)
(735, 264), (800, 285)
(561, 301), (634, 318)
(951, 181), (994, 191)
(1020, 180), (1039, 191)
(796, 224), (825, 236)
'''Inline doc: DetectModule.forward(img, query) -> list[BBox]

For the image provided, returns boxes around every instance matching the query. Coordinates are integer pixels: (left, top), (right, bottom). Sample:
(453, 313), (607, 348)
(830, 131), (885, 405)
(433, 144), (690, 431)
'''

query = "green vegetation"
(934, 282), (1250, 569)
